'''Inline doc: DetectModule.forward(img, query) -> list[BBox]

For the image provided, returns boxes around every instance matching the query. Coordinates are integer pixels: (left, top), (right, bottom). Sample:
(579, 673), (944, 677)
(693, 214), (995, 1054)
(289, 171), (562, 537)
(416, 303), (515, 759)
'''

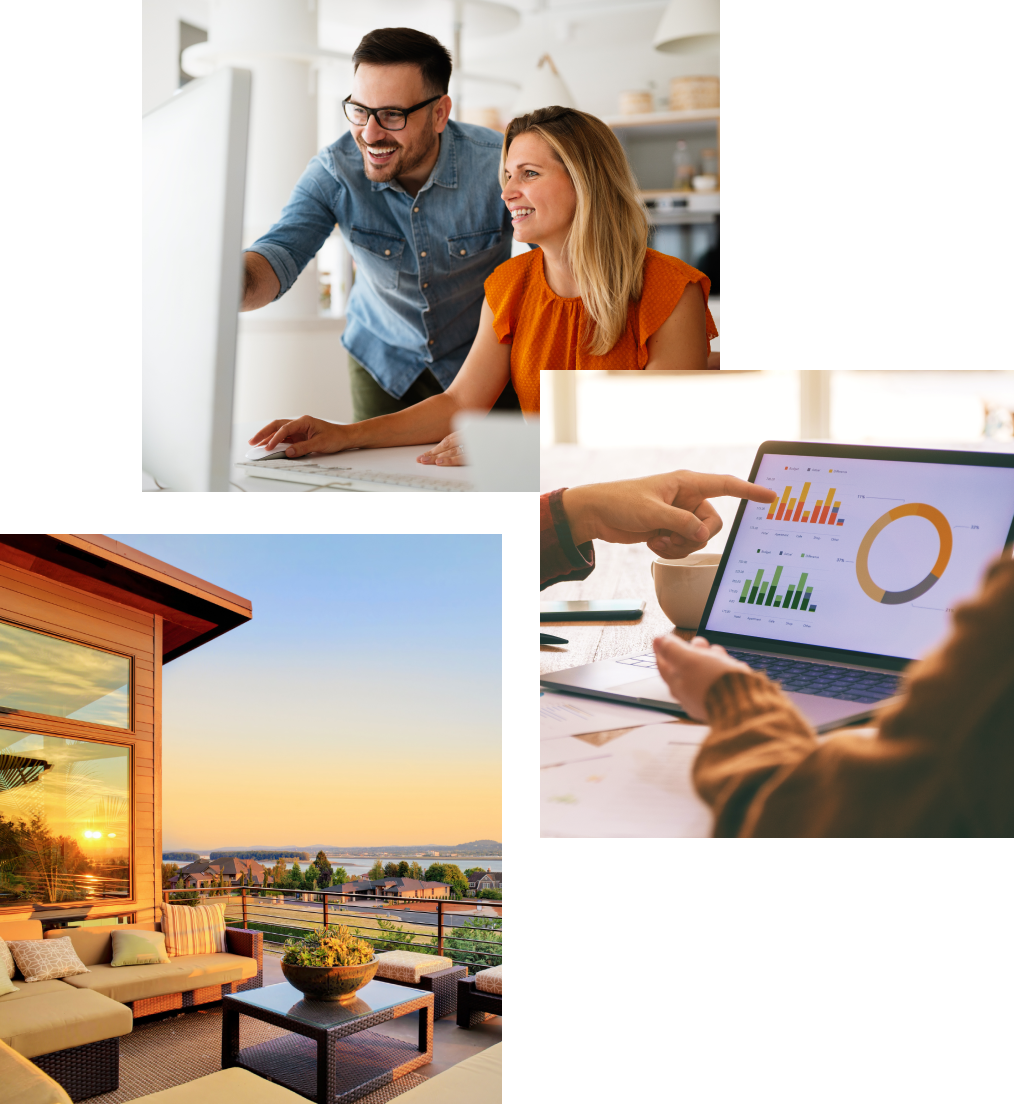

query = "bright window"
(0, 621), (131, 729)
(0, 731), (130, 905)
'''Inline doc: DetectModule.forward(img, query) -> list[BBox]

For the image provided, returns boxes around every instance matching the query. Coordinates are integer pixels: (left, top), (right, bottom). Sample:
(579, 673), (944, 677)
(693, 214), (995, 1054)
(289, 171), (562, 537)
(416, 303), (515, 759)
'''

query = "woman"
(250, 106), (716, 465)
(652, 557), (1014, 837)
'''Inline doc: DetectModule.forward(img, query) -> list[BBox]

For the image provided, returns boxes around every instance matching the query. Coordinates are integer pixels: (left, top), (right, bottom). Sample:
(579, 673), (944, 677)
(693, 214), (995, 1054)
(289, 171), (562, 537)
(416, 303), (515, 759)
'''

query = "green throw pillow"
(0, 969), (15, 996)
(110, 930), (170, 967)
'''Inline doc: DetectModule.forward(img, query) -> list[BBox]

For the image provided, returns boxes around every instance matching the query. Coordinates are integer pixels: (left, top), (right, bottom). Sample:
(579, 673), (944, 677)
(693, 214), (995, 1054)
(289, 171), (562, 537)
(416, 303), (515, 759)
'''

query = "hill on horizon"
(203, 839), (501, 852)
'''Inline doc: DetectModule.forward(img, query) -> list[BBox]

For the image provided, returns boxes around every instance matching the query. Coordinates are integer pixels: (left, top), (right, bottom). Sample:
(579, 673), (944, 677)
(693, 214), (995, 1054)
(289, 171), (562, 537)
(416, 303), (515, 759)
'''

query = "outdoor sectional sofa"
(0, 918), (263, 1101)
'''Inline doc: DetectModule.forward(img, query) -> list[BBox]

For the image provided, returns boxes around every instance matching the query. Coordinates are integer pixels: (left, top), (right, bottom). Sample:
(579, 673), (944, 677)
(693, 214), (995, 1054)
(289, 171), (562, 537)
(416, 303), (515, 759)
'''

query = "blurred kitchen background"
(142, 0), (720, 422)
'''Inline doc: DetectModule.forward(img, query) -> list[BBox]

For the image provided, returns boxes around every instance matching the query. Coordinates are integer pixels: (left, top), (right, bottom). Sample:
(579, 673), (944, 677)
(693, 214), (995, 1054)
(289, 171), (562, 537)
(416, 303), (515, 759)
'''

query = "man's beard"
(355, 132), (438, 182)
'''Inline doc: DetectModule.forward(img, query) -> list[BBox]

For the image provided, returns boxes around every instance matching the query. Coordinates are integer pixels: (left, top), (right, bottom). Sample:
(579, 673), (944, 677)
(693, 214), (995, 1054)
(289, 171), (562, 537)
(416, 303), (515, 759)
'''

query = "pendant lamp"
(511, 54), (575, 116)
(652, 0), (720, 54)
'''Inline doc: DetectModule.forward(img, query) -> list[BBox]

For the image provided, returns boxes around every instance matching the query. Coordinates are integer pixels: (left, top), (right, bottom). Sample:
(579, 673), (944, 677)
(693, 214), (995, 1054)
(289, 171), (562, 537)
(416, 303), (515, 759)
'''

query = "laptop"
(541, 441), (1014, 733)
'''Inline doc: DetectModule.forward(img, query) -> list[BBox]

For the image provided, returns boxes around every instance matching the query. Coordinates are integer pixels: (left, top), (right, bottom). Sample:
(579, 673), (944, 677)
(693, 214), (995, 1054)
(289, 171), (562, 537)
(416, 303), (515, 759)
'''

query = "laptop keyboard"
(616, 650), (901, 704)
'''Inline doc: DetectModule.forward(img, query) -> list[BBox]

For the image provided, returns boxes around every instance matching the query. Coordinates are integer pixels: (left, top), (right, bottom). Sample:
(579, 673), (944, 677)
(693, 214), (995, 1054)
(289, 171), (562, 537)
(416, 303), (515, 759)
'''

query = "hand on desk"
(250, 416), (351, 457)
(653, 634), (751, 721)
(561, 471), (778, 557)
(417, 432), (465, 466)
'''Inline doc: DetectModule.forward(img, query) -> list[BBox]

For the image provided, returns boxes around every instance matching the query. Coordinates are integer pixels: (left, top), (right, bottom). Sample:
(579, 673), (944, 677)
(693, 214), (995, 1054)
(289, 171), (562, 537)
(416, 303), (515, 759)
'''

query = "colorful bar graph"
(818, 490), (836, 524)
(791, 483), (811, 522)
(768, 486), (791, 520)
(765, 484), (845, 527)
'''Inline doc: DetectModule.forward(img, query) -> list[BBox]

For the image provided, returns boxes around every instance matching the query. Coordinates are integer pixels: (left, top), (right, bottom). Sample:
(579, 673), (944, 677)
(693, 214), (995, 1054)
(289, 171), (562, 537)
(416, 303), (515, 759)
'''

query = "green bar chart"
(738, 566), (818, 612)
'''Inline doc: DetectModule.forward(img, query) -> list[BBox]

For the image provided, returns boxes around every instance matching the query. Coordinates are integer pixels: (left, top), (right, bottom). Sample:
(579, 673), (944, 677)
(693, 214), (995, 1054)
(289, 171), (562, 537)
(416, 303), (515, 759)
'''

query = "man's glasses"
(343, 94), (442, 132)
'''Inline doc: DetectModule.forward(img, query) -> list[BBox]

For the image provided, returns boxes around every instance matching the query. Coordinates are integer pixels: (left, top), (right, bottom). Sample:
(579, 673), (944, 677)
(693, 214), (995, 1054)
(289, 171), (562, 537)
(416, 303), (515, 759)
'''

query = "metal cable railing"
(161, 885), (502, 972)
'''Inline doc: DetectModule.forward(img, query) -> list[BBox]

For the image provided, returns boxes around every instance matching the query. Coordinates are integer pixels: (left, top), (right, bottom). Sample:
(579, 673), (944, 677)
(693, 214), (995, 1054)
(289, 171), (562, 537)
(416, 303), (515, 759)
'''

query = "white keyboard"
(235, 458), (472, 492)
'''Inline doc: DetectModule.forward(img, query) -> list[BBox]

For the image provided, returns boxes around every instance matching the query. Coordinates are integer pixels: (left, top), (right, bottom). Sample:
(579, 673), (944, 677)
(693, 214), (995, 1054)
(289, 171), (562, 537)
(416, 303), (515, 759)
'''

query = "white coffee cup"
(651, 552), (722, 630)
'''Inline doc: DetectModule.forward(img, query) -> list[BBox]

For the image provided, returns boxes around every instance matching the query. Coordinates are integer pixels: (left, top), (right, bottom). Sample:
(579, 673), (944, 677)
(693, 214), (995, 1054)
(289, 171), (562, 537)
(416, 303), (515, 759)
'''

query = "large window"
(0, 731), (130, 905)
(0, 621), (131, 729)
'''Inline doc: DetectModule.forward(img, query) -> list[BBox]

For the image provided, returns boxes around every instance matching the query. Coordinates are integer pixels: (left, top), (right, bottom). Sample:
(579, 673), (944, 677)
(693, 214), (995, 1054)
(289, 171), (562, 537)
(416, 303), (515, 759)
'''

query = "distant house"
(328, 877), (450, 901)
(170, 856), (266, 891)
(466, 869), (501, 897)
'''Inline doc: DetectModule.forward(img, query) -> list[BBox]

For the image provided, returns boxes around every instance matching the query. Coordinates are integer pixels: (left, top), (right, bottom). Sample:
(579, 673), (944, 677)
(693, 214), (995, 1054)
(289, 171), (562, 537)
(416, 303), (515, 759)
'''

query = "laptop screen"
(701, 446), (1014, 662)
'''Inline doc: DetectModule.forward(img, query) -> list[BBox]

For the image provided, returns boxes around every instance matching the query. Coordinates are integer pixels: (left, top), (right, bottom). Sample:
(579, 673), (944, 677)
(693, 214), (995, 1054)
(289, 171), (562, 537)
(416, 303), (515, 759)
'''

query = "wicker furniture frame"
(128, 926), (263, 1018)
(455, 976), (501, 1029)
(222, 980), (433, 1104)
(33, 1036), (120, 1103)
(376, 964), (467, 1020)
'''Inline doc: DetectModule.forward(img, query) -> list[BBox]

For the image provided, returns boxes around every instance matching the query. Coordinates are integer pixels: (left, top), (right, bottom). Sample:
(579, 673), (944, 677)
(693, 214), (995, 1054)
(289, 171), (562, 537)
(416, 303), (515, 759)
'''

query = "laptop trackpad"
(606, 674), (680, 706)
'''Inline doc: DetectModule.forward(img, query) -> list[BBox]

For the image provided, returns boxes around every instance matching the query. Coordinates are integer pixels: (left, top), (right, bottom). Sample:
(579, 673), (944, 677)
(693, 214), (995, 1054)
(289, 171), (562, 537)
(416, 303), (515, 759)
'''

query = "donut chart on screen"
(855, 503), (953, 604)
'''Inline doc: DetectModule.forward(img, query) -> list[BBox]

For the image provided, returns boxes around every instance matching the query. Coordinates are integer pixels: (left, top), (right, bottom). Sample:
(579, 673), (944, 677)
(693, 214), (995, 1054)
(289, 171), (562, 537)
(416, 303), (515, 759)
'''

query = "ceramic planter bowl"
(281, 956), (379, 1003)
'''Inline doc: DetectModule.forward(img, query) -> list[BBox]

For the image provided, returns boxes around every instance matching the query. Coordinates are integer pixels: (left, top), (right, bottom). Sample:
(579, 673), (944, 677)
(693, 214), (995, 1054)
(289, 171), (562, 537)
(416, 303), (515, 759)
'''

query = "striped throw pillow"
(161, 903), (227, 957)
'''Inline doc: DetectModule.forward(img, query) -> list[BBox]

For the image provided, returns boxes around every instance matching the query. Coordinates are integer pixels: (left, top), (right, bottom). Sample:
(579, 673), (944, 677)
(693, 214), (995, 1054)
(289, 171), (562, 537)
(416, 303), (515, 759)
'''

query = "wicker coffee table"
(222, 979), (434, 1103)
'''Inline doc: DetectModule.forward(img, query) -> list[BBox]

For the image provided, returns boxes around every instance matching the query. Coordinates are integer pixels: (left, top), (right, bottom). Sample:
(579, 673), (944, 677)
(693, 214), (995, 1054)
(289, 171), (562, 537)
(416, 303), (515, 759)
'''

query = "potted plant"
(281, 925), (378, 1003)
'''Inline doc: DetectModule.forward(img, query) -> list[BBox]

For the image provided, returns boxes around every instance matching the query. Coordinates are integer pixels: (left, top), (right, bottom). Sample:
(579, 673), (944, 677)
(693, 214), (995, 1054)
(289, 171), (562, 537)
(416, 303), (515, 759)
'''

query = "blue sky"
(111, 535), (501, 850)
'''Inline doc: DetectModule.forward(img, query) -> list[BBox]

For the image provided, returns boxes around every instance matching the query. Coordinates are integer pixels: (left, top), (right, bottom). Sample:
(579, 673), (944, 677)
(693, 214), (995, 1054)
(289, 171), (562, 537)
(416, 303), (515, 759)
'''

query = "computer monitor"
(142, 67), (250, 491)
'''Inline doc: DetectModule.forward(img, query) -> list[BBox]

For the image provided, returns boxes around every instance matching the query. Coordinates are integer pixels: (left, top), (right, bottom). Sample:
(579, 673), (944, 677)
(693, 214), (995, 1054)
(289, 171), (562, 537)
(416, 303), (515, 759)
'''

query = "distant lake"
(163, 853), (501, 874)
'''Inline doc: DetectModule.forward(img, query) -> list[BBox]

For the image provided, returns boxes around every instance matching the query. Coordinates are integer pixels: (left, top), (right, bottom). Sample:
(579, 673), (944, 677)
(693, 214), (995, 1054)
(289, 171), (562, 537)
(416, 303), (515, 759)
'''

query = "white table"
(228, 422), (472, 492)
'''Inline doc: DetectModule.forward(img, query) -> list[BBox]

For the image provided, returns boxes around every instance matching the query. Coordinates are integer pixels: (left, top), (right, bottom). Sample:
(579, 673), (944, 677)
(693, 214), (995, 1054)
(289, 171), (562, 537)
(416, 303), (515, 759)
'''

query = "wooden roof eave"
(0, 535), (252, 662)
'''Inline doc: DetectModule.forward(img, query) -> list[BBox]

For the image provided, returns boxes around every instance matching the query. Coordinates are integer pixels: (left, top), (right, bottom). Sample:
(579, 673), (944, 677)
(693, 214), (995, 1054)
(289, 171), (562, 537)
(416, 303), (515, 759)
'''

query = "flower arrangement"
(282, 925), (374, 968)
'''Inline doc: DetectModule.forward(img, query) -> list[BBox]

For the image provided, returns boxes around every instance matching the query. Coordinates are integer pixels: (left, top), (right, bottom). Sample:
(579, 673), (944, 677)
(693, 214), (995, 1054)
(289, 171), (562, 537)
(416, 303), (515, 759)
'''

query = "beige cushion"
(60, 952), (256, 1004)
(0, 937), (15, 979)
(374, 952), (454, 984)
(0, 1038), (73, 1104)
(8, 939), (89, 984)
(44, 923), (159, 967)
(474, 966), (502, 996)
(132, 1066), (308, 1103)
(0, 922), (44, 943)
(393, 1043), (501, 1104)
(0, 981), (78, 1004)
(161, 904), (226, 957)
(0, 987), (132, 1059)
(111, 930), (169, 967)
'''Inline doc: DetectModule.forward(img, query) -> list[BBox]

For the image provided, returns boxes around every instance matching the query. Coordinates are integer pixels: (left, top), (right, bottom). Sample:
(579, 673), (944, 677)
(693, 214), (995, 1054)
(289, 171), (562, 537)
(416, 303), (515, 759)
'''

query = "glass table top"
(226, 980), (429, 1029)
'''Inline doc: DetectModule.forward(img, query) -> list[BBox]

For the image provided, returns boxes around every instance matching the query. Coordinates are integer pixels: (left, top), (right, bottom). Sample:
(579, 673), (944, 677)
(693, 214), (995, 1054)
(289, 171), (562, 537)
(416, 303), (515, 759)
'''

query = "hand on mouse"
(417, 432), (466, 466)
(248, 416), (352, 458)
(560, 470), (779, 555)
(653, 634), (751, 721)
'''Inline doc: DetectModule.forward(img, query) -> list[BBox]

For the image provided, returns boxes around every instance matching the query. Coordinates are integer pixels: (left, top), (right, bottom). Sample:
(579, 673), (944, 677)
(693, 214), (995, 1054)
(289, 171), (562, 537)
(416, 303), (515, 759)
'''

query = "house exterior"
(466, 869), (502, 896)
(169, 857), (267, 890)
(0, 535), (251, 926)
(330, 877), (451, 901)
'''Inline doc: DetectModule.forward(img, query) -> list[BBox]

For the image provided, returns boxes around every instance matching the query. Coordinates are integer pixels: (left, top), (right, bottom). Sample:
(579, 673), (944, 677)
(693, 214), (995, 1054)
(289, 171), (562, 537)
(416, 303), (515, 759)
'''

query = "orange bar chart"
(766, 483), (845, 527)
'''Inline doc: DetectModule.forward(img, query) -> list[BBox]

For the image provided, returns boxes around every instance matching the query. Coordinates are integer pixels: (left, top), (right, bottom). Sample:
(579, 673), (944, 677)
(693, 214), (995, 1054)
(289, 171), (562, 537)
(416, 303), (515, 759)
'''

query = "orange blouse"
(484, 247), (718, 413)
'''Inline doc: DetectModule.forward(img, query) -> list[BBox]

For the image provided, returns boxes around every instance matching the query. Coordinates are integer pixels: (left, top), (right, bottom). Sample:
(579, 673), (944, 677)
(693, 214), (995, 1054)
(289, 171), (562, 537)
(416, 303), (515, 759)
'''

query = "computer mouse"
(244, 444), (292, 461)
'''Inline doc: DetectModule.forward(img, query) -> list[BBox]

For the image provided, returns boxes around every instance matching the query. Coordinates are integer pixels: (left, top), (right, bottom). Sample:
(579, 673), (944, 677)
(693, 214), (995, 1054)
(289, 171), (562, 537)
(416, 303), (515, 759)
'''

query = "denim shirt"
(247, 121), (513, 397)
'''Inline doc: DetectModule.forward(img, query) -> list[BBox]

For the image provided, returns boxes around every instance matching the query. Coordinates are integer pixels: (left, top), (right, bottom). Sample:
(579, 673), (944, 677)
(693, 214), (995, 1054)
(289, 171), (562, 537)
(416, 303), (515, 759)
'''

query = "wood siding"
(0, 558), (161, 924)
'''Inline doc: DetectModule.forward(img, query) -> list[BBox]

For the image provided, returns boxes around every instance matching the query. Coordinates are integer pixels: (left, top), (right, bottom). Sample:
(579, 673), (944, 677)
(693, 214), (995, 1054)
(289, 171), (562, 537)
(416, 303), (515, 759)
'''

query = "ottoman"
(373, 951), (467, 1019)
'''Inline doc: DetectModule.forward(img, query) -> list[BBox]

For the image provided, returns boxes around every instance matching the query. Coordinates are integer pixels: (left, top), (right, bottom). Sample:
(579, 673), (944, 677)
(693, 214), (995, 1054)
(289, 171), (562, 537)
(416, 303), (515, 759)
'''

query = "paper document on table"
(541, 723), (713, 837)
(540, 736), (615, 769)
(540, 690), (674, 739)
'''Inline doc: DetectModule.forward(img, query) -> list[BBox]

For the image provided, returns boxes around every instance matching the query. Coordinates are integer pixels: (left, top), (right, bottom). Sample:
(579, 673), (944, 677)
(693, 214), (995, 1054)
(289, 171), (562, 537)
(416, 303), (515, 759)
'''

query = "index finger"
(684, 472), (778, 504)
(249, 420), (289, 446)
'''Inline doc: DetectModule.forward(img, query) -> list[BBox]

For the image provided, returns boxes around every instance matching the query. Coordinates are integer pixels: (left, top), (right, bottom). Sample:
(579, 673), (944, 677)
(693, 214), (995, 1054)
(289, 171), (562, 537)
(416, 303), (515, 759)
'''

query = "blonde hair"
(501, 106), (649, 356)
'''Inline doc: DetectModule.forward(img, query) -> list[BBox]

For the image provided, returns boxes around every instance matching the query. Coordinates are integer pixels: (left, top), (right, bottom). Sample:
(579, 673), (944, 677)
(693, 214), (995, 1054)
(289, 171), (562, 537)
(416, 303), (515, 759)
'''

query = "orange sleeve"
(483, 252), (537, 346)
(635, 251), (718, 367)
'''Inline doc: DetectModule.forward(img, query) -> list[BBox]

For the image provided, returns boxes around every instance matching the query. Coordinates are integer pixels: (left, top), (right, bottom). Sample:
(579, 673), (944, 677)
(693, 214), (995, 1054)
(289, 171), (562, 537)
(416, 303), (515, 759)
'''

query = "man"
(242, 27), (518, 421)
